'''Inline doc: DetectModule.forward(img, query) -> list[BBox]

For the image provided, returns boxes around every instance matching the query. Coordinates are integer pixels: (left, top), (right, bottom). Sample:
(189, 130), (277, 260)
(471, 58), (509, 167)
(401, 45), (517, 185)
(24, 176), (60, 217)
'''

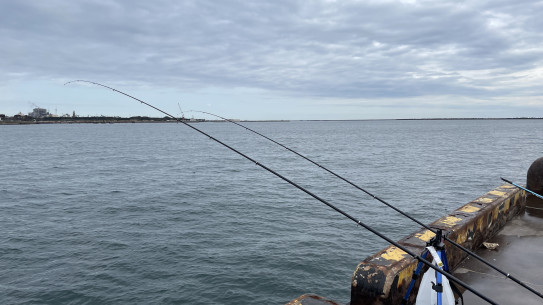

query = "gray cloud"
(2, 0), (543, 101)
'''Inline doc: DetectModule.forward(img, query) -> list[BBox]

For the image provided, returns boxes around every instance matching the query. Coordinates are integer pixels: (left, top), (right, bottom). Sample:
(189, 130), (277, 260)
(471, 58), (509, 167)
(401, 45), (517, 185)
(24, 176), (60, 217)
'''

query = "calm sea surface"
(1, 119), (542, 304)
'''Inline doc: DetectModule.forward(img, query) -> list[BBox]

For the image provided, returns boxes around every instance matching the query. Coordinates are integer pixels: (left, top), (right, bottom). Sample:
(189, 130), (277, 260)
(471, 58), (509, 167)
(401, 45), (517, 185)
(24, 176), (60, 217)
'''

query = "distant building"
(0, 114), (5, 121)
(29, 107), (49, 118)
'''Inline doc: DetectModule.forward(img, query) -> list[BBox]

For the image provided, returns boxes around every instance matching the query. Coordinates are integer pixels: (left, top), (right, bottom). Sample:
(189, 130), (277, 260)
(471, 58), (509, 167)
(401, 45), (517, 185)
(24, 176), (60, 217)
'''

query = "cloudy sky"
(2, 0), (543, 119)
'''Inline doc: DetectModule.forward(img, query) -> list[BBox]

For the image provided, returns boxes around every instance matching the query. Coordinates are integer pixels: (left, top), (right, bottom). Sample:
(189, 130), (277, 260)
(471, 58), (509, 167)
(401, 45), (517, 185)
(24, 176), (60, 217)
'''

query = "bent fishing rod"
(189, 111), (543, 299)
(501, 177), (543, 200)
(65, 80), (498, 305)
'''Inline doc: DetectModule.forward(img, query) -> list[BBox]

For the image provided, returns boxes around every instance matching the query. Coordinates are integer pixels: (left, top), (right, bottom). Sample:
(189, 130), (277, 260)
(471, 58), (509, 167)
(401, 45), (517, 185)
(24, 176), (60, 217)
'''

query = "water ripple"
(1, 120), (542, 304)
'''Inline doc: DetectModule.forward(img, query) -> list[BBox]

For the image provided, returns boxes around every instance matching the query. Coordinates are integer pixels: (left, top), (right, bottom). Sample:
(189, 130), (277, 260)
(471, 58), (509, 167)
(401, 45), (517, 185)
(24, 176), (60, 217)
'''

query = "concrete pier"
(286, 157), (542, 304)
(349, 184), (525, 305)
(285, 185), (526, 305)
(453, 195), (543, 305)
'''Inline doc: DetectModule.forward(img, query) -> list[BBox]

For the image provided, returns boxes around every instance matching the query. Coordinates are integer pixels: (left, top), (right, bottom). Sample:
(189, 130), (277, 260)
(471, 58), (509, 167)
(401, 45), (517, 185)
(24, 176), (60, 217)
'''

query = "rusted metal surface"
(350, 184), (526, 305)
(285, 293), (342, 305)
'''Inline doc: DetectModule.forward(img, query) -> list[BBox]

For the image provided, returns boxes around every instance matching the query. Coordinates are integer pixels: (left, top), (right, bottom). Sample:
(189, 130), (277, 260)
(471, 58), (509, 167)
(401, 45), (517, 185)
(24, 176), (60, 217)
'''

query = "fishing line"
(65, 80), (498, 305)
(188, 110), (543, 299)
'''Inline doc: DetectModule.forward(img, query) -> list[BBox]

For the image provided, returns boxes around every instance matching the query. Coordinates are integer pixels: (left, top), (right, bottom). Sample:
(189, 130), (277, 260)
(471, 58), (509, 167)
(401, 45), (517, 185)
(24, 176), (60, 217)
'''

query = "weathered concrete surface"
(285, 294), (342, 305)
(350, 184), (526, 305)
(284, 184), (530, 305)
(453, 195), (543, 305)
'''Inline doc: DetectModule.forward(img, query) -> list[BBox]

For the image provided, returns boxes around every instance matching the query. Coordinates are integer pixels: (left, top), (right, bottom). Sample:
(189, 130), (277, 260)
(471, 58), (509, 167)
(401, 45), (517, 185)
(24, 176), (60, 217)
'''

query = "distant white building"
(29, 107), (49, 118)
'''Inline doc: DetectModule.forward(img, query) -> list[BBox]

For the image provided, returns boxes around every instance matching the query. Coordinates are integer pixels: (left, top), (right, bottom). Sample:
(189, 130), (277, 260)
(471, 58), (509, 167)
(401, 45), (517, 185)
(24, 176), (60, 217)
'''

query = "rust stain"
(456, 227), (467, 244)
(352, 263), (364, 284)
(477, 217), (484, 230)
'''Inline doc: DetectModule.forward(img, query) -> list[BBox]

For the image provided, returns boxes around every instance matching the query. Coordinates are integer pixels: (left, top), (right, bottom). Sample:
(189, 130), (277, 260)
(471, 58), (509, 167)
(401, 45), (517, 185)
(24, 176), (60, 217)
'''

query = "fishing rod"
(188, 111), (543, 299)
(501, 177), (543, 200)
(65, 80), (498, 305)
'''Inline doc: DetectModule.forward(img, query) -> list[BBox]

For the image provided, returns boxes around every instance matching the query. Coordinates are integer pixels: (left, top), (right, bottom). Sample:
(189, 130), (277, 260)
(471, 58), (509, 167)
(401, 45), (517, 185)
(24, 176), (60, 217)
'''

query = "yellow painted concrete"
(414, 230), (435, 242)
(476, 217), (484, 230)
(458, 205), (480, 213)
(397, 263), (417, 288)
(488, 190), (506, 196)
(456, 227), (468, 244)
(437, 216), (463, 226)
(474, 197), (493, 204)
(381, 246), (408, 261)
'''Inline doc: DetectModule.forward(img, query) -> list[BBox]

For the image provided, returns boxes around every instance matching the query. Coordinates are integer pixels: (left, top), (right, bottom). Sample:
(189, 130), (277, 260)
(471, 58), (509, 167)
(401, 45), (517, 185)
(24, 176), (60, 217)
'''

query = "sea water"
(1, 119), (541, 304)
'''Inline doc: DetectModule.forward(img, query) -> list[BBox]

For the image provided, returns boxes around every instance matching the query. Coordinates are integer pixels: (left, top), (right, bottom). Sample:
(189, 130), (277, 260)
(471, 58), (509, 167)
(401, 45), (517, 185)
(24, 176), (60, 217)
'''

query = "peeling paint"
(397, 263), (417, 287)
(489, 190), (506, 196)
(414, 230), (435, 242)
(456, 228), (467, 244)
(352, 263), (364, 284)
(437, 216), (463, 226)
(467, 225), (475, 241)
(477, 217), (484, 230)
(381, 246), (408, 261)
(474, 197), (493, 204)
(458, 205), (480, 213)
(456, 225), (475, 244)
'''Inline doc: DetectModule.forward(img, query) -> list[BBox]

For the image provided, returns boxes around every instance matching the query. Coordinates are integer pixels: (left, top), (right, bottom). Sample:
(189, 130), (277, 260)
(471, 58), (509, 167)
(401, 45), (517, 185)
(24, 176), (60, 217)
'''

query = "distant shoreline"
(0, 119), (290, 125)
(1, 117), (542, 125)
(288, 117), (543, 122)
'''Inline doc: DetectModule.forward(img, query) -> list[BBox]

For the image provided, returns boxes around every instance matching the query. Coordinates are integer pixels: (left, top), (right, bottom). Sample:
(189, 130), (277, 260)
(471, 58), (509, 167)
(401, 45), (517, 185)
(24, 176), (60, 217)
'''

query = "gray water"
(1, 119), (541, 304)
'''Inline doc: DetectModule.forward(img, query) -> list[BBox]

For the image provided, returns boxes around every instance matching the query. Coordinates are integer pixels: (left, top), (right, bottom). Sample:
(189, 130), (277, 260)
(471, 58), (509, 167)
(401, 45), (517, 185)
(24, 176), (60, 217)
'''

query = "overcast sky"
(2, 0), (543, 119)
